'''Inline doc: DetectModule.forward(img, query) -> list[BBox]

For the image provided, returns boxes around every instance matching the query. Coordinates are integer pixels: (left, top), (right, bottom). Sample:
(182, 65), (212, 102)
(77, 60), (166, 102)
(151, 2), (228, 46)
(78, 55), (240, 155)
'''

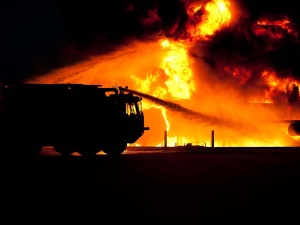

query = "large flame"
(25, 0), (300, 147)
(186, 0), (232, 40)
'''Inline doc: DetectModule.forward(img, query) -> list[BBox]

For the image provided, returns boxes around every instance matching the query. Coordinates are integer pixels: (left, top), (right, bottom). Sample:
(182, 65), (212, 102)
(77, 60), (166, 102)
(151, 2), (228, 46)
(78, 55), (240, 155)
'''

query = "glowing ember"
(224, 66), (251, 85)
(253, 16), (298, 40)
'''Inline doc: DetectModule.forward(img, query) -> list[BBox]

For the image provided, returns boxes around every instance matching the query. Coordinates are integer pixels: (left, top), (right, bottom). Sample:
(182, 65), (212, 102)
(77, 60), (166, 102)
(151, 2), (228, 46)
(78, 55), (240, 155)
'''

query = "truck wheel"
(54, 144), (75, 156)
(2, 143), (42, 157)
(102, 142), (127, 156)
(76, 144), (101, 157)
(24, 144), (43, 157)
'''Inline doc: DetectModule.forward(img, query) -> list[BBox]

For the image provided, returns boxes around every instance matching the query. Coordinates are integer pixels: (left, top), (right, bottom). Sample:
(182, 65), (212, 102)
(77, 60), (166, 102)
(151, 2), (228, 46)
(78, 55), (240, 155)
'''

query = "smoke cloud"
(22, 0), (300, 146)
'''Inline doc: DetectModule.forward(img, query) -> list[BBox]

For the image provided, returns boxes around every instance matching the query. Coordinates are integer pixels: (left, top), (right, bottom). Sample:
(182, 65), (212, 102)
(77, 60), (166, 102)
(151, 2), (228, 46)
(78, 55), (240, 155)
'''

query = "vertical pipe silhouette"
(211, 130), (214, 148)
(164, 130), (167, 148)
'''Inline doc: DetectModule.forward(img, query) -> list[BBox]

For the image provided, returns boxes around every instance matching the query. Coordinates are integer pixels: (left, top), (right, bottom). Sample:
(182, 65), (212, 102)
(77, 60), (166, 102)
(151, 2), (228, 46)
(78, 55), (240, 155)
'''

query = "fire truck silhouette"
(0, 82), (149, 157)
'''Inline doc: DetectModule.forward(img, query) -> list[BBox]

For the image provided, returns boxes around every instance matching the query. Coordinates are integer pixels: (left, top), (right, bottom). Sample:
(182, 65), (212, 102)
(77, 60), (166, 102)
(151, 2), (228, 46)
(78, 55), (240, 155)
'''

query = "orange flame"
(25, 0), (300, 147)
(253, 16), (298, 40)
(186, 0), (232, 40)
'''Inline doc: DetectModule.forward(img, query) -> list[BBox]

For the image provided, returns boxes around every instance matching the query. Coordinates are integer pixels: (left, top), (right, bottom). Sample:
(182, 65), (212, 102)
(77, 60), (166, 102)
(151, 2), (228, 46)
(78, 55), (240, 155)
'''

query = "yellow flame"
(160, 39), (196, 99)
(187, 0), (232, 40)
(131, 38), (195, 101)
(131, 38), (196, 138)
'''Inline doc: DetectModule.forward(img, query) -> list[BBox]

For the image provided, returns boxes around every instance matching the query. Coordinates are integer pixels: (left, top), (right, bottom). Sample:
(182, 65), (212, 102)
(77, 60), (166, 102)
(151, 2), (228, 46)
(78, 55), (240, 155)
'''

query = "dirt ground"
(3, 147), (300, 224)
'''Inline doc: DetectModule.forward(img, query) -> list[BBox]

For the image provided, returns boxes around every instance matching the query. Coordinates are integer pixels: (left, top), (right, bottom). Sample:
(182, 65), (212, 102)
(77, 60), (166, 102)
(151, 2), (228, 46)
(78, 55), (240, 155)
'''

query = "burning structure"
(22, 0), (300, 147)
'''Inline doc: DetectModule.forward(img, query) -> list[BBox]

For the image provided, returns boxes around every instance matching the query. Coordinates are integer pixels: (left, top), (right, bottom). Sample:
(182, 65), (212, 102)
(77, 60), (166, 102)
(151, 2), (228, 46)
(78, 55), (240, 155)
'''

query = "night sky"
(1, 0), (300, 83)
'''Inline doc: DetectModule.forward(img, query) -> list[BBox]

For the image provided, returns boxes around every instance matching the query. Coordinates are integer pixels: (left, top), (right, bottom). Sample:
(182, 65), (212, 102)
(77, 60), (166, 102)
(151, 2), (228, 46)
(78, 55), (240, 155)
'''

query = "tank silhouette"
(0, 82), (149, 157)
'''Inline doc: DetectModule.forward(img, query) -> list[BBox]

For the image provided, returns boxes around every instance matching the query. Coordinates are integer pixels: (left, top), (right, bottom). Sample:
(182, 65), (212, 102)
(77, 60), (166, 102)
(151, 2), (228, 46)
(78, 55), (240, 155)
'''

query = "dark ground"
(3, 147), (300, 224)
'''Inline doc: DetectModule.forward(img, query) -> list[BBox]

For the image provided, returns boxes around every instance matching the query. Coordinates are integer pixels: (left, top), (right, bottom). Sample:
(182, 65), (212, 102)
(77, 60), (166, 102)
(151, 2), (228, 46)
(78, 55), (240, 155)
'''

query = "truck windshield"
(126, 103), (137, 116)
(137, 101), (142, 115)
(126, 100), (143, 116)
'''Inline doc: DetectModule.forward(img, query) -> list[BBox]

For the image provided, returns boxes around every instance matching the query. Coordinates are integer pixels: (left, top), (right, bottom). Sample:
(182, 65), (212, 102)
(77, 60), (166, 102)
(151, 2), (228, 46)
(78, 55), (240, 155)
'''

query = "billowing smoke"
(23, 0), (300, 147)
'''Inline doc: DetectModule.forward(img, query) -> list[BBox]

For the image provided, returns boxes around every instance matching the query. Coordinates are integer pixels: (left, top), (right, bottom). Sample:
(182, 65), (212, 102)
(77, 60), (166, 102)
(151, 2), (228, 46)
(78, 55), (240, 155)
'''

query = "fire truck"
(0, 82), (149, 157)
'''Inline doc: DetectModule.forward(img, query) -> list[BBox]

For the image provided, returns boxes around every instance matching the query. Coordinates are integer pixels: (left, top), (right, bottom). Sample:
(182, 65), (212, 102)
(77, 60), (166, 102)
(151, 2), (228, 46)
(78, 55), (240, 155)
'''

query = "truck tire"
(54, 143), (76, 156)
(2, 142), (43, 158)
(24, 144), (43, 157)
(76, 143), (101, 157)
(102, 141), (127, 156)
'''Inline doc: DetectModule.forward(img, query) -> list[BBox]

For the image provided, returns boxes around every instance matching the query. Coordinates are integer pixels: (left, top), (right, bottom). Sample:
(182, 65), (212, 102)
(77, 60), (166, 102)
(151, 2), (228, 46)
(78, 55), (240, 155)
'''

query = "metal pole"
(164, 130), (167, 149)
(211, 130), (214, 148)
